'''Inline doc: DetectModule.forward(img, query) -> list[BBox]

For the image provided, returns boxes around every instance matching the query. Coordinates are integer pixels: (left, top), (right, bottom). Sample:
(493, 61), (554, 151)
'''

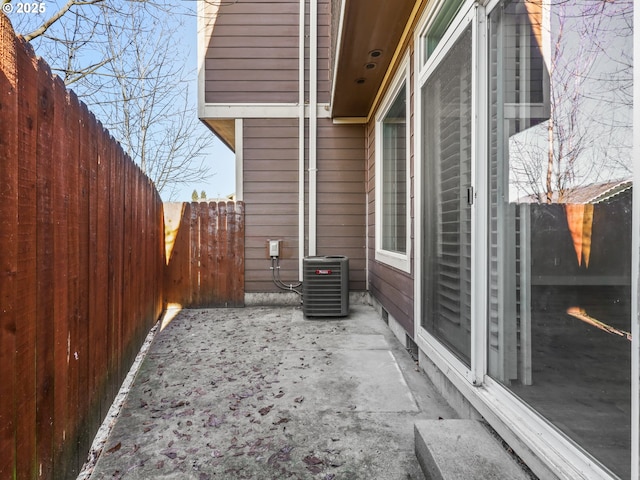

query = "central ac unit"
(302, 256), (349, 317)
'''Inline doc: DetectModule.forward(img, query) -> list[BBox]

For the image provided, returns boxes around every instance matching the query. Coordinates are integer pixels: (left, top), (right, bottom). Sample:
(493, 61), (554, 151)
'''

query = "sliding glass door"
(417, 0), (634, 477)
(421, 24), (473, 366)
(487, 0), (633, 477)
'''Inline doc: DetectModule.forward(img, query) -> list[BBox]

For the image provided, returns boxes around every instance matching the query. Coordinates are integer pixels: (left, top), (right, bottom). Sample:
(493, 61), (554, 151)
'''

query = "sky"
(174, 7), (237, 202)
(5, 1), (237, 203)
(182, 140), (237, 202)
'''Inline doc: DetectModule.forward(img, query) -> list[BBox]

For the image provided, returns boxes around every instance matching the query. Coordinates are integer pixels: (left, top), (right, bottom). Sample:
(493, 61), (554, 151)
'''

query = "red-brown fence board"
(35, 57), (56, 479)
(15, 33), (38, 480)
(0, 17), (18, 479)
(65, 90), (81, 474)
(164, 201), (245, 308)
(189, 201), (200, 306)
(107, 146), (124, 402)
(72, 104), (92, 446)
(233, 202), (246, 302)
(0, 17), (164, 479)
(199, 203), (210, 305)
(205, 202), (220, 305)
(51, 73), (70, 474)
(218, 202), (230, 303)
(122, 160), (135, 370)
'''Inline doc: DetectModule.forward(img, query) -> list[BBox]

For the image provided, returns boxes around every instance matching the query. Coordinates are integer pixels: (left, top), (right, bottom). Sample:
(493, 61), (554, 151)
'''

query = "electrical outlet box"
(269, 240), (280, 257)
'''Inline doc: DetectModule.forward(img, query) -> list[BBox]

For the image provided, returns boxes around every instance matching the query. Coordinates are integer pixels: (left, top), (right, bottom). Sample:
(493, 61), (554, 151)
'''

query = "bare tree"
(4, 0), (214, 199)
(91, 4), (212, 197)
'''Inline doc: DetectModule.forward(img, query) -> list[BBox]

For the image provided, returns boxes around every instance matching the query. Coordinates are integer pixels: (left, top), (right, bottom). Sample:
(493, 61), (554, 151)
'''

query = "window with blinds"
(421, 26), (473, 366)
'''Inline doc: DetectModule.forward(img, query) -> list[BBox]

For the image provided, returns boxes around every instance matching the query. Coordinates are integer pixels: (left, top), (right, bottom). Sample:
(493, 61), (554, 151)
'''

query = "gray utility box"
(302, 256), (349, 317)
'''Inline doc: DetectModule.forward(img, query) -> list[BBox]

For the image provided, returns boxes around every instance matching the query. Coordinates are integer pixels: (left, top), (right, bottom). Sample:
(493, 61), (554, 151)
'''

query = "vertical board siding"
(243, 118), (300, 292)
(0, 18), (164, 479)
(204, 0), (300, 103)
(164, 202), (245, 307)
(316, 119), (367, 291)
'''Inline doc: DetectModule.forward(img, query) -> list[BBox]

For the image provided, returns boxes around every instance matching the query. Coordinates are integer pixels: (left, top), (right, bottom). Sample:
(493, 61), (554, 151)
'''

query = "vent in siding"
(406, 334), (419, 361)
(302, 256), (349, 317)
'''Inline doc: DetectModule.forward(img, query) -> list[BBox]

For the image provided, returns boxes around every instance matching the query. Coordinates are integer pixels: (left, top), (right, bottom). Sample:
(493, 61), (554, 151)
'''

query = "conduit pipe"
(298, 0), (306, 279)
(308, 0), (318, 257)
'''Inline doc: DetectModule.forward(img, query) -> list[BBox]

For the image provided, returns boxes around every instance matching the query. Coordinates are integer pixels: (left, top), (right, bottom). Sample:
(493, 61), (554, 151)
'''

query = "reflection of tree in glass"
(510, 0), (632, 203)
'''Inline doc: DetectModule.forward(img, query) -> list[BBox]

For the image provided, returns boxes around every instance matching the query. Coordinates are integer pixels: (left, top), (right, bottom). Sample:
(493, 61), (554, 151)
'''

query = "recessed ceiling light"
(355, 78), (366, 84)
(369, 49), (382, 58)
(365, 62), (377, 70)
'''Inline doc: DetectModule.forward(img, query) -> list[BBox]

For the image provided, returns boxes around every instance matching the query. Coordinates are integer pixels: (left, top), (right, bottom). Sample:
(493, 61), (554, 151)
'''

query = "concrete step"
(415, 419), (531, 480)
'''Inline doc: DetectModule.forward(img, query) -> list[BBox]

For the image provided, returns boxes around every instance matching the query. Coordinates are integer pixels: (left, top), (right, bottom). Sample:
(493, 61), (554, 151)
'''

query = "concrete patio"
(86, 304), (529, 479)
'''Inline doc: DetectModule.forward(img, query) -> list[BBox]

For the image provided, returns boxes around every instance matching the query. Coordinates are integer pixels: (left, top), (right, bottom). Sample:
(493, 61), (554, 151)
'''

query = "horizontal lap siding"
(244, 118), (299, 292)
(204, 0), (300, 104)
(367, 102), (415, 335)
(317, 120), (366, 291)
(205, 0), (365, 296)
(317, 2), (331, 103)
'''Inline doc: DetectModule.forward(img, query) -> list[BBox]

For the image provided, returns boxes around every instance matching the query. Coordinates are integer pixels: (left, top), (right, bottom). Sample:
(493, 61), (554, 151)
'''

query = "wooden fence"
(0, 16), (165, 479)
(164, 202), (245, 307)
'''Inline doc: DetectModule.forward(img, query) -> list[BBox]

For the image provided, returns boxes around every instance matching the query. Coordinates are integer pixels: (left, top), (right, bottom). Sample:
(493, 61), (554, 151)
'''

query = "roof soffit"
(331, 0), (417, 118)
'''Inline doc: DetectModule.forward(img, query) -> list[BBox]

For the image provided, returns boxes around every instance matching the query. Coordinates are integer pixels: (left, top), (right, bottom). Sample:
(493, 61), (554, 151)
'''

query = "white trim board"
(199, 103), (332, 120)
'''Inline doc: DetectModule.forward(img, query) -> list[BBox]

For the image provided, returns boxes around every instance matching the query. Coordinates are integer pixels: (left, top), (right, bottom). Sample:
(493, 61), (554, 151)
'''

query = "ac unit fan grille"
(303, 256), (349, 317)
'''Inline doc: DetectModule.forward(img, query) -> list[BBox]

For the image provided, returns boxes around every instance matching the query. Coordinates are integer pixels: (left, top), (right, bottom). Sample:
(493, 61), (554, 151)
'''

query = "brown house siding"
(204, 0), (300, 104)
(316, 119), (367, 291)
(243, 118), (367, 294)
(203, 0), (367, 296)
(317, 1), (331, 103)
(243, 118), (300, 293)
(302, 1), (331, 104)
(366, 45), (416, 335)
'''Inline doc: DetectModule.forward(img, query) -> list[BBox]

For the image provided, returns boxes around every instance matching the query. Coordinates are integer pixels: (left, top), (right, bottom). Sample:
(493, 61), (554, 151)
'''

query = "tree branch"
(24, 0), (104, 42)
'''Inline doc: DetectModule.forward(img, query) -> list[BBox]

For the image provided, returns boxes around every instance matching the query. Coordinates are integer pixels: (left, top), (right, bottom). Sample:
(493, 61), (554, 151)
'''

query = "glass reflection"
(382, 85), (407, 254)
(487, 0), (632, 477)
(422, 27), (473, 366)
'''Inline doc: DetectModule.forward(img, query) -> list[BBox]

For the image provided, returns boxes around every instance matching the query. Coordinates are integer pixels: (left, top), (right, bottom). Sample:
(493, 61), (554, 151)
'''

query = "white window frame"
(632, 0), (640, 466)
(414, 0), (478, 385)
(374, 54), (411, 273)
